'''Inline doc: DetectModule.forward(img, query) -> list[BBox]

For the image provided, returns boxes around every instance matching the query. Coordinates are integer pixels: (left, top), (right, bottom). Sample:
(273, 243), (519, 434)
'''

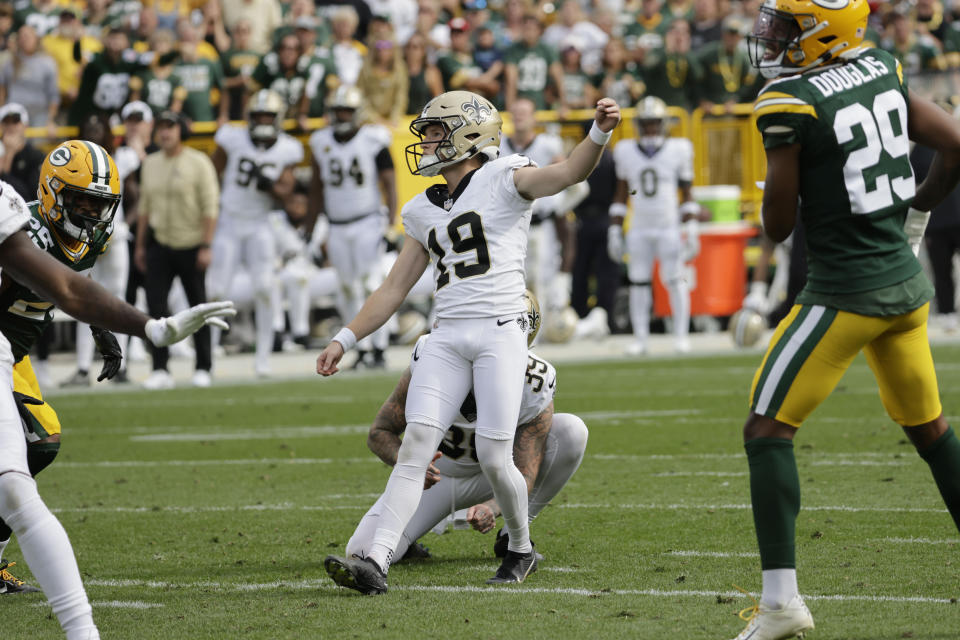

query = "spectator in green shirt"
(504, 13), (565, 111)
(221, 19), (261, 120)
(173, 19), (227, 124)
(696, 16), (759, 111)
(641, 18), (702, 111)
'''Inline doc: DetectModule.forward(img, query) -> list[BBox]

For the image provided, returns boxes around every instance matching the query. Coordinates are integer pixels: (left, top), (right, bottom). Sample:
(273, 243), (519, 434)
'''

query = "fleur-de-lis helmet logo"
(461, 97), (491, 125)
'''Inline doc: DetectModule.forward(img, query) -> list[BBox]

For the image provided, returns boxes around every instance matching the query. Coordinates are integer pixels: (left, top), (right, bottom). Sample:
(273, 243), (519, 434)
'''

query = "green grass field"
(6, 345), (960, 639)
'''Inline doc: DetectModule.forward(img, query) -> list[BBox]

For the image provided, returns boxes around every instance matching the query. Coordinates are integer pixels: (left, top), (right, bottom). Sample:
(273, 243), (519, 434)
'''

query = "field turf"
(6, 345), (960, 639)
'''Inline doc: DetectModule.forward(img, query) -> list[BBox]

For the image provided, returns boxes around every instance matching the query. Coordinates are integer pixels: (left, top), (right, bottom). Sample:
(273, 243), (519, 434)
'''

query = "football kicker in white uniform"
(209, 89), (303, 377)
(316, 91), (621, 592)
(340, 327), (588, 573)
(500, 98), (587, 316)
(0, 179), (235, 638)
(609, 96), (700, 356)
(309, 85), (397, 369)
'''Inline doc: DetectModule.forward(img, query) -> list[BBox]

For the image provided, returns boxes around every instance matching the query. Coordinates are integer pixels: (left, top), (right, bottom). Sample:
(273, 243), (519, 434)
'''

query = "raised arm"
(909, 89), (960, 212)
(513, 98), (621, 200)
(316, 237), (429, 375)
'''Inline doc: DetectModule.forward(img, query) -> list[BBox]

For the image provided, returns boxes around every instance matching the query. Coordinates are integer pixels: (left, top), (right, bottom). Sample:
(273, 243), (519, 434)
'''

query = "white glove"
(742, 281), (769, 314)
(607, 225), (624, 263)
(144, 301), (237, 347)
(681, 219), (700, 262)
(904, 208), (931, 257)
(549, 271), (572, 310)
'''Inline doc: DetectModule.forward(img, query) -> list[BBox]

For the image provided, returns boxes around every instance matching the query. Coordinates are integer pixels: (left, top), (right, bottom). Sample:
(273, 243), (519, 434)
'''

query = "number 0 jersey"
(402, 154), (534, 318)
(754, 47), (922, 299)
(612, 137), (693, 230)
(409, 334), (556, 477)
(0, 201), (99, 362)
(215, 125), (304, 222)
(308, 125), (393, 222)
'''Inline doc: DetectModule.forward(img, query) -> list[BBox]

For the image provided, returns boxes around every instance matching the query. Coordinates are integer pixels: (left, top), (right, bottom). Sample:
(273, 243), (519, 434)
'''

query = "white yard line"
(129, 425), (370, 441)
(57, 457), (378, 468)
(80, 578), (955, 604)
(880, 537), (960, 545)
(48, 501), (948, 515)
(31, 600), (164, 609)
(665, 550), (758, 558)
(651, 471), (748, 477)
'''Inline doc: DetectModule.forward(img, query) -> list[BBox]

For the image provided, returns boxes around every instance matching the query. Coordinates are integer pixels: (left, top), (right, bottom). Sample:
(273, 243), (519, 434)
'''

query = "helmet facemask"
(249, 112), (281, 147)
(331, 107), (359, 137)
(747, 5), (805, 78)
(637, 118), (666, 153)
(48, 179), (119, 256)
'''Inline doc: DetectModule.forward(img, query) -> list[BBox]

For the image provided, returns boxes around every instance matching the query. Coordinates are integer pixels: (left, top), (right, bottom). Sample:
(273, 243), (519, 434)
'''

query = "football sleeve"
(753, 89), (816, 149)
(0, 183), (31, 244)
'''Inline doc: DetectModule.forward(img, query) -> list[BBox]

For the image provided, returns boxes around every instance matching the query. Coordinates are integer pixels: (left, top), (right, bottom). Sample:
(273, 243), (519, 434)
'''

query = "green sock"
(745, 437), (800, 570)
(918, 426), (960, 532)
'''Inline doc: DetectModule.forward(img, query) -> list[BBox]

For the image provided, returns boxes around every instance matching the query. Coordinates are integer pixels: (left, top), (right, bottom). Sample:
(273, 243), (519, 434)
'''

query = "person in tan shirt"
(134, 110), (220, 389)
(220, 0), (282, 55)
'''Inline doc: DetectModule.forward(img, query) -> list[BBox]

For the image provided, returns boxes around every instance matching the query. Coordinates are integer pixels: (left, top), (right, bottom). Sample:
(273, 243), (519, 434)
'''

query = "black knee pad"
(27, 442), (60, 477)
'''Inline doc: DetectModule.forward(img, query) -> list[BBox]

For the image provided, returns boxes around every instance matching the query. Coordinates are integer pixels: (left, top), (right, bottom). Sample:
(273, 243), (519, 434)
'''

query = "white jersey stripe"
(754, 305), (826, 415)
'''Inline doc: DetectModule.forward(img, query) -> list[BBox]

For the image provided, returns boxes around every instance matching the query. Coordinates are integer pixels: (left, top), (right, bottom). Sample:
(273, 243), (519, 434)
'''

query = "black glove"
(91, 326), (123, 381)
(253, 165), (274, 193)
(13, 391), (42, 433)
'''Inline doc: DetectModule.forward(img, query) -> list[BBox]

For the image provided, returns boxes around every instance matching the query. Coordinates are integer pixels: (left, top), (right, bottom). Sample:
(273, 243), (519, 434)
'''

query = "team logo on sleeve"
(49, 146), (71, 167)
(462, 97), (492, 125)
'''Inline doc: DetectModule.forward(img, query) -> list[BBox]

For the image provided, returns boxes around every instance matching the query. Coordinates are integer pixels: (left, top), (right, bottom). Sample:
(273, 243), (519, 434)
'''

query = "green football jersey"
(0, 203), (99, 362)
(754, 48), (926, 307)
(504, 42), (557, 109)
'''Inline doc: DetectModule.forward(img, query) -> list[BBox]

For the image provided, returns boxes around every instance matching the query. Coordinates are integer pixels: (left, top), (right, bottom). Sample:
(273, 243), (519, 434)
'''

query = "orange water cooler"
(653, 222), (758, 317)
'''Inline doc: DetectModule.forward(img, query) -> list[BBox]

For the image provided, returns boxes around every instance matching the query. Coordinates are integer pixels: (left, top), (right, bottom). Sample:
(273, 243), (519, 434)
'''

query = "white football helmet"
(405, 90), (502, 177)
(634, 96), (668, 151)
(524, 289), (542, 347)
(327, 85), (364, 136)
(729, 308), (766, 348)
(248, 89), (286, 147)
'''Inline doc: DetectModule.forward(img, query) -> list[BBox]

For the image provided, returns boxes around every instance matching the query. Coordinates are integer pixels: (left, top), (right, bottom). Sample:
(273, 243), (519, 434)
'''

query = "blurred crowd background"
(3, 0), (960, 383)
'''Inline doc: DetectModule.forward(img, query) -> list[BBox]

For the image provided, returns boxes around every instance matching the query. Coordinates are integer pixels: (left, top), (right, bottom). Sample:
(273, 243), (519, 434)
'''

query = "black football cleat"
(399, 542), (431, 562)
(0, 560), (39, 594)
(493, 528), (509, 558)
(324, 555), (388, 595)
(486, 545), (539, 584)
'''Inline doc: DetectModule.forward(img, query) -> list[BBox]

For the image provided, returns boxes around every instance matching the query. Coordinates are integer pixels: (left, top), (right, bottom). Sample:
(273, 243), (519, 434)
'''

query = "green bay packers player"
(736, 0), (960, 637)
(0, 141), (126, 592)
(0, 171), (233, 635)
(327, 296), (588, 594)
(317, 91), (619, 590)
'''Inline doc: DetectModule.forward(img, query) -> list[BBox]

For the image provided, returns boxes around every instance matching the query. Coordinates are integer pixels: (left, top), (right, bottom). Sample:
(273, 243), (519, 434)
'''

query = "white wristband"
(589, 121), (612, 146)
(679, 201), (700, 218)
(332, 327), (357, 352)
(609, 202), (627, 218)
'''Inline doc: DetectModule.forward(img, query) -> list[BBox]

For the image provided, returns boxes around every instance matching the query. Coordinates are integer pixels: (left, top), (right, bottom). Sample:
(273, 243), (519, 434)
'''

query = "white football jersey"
(612, 137), (694, 230)
(409, 334), (556, 477)
(215, 125), (304, 222)
(0, 182), (31, 366)
(402, 154), (535, 318)
(500, 133), (563, 170)
(308, 125), (392, 222)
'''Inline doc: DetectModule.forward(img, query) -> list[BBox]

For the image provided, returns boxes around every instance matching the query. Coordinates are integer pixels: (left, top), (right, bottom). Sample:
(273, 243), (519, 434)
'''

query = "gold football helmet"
(747, 0), (869, 78)
(405, 90), (502, 177)
(523, 289), (542, 347)
(634, 95), (669, 144)
(248, 88), (286, 146)
(37, 140), (120, 262)
(327, 85), (364, 136)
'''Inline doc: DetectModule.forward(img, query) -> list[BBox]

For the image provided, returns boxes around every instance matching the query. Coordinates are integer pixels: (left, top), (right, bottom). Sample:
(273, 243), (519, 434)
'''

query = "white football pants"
(0, 345), (98, 638)
(626, 228), (690, 346)
(347, 412), (588, 559)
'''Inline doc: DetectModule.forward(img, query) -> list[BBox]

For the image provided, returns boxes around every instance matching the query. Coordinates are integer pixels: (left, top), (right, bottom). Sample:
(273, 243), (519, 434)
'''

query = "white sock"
(75, 322), (95, 373)
(0, 535), (8, 559)
(629, 285), (651, 344)
(254, 297), (274, 373)
(0, 473), (98, 638)
(527, 414), (588, 520)
(366, 423), (445, 571)
(664, 278), (690, 341)
(476, 435), (531, 554)
(761, 568), (799, 609)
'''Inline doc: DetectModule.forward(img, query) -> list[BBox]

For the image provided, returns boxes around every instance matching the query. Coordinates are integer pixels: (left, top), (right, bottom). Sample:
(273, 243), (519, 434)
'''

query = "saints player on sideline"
(733, 0), (960, 637)
(326, 294), (589, 594)
(608, 96), (699, 356)
(209, 89), (303, 378)
(317, 91), (620, 590)
(0, 170), (234, 636)
(0, 141), (130, 593)
(309, 85), (396, 369)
